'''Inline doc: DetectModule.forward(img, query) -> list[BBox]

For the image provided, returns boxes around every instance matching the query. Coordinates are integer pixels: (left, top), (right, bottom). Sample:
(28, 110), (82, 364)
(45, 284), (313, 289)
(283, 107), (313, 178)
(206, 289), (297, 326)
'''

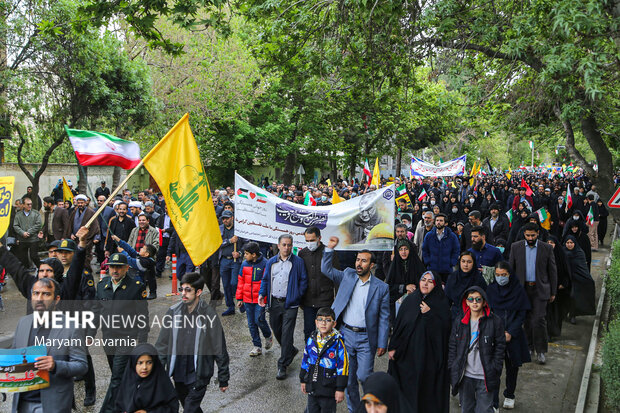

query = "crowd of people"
(0, 169), (617, 413)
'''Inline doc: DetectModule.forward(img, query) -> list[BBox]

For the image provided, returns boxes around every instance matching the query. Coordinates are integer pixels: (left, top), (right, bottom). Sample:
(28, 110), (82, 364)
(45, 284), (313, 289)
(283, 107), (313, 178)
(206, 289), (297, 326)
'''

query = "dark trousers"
(95, 240), (106, 264)
(177, 252), (194, 280)
(84, 351), (96, 394)
(525, 285), (549, 353)
(200, 260), (223, 301)
(459, 376), (494, 413)
(156, 238), (170, 276)
(100, 353), (130, 413)
(269, 298), (298, 369)
(220, 258), (240, 310)
(145, 270), (157, 294)
(493, 354), (519, 407)
(175, 381), (207, 413)
(303, 306), (320, 342)
(14, 242), (40, 268)
(307, 395), (337, 413)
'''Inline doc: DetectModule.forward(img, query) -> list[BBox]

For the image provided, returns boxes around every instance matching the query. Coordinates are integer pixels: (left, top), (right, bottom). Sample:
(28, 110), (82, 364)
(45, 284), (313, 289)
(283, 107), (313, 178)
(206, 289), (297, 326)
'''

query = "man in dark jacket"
(219, 209), (247, 316)
(299, 226), (339, 341)
(105, 202), (135, 256)
(422, 213), (460, 284)
(482, 204), (510, 245)
(156, 272), (230, 413)
(448, 287), (505, 412)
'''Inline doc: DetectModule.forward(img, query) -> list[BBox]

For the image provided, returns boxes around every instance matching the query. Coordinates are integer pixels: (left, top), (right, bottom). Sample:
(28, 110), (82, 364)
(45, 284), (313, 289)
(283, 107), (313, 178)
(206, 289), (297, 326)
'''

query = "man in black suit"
(509, 222), (557, 364)
(482, 203), (510, 245)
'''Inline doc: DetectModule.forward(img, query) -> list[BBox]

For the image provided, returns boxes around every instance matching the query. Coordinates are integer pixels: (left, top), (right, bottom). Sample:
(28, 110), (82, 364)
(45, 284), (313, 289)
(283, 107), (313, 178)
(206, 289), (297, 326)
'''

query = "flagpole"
(84, 160), (145, 228)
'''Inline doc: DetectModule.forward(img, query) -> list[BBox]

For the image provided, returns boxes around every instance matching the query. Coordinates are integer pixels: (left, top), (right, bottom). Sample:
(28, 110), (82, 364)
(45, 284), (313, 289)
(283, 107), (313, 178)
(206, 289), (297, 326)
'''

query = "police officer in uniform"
(97, 252), (149, 413)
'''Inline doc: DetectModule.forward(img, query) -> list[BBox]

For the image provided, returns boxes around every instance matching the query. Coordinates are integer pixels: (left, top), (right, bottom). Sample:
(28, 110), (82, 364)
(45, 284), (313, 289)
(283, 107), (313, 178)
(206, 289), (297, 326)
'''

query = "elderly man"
(127, 213), (160, 252)
(13, 196), (42, 268)
(65, 194), (99, 263)
(128, 200), (143, 226)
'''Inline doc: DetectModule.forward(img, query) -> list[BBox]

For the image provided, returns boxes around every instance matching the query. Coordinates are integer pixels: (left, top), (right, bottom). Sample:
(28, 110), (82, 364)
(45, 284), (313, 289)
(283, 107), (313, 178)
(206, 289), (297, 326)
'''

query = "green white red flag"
(65, 126), (141, 169)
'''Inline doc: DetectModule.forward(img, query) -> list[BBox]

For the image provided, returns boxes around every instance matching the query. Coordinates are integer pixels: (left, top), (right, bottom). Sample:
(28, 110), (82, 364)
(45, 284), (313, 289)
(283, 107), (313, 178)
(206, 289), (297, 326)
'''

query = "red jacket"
(236, 255), (267, 303)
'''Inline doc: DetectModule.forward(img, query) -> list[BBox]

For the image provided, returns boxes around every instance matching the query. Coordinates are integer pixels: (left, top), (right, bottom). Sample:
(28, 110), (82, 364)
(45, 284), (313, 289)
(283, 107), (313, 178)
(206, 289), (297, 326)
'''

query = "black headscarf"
(445, 254), (487, 318)
(39, 258), (64, 283)
(485, 265), (531, 311)
(356, 372), (413, 413)
(386, 238), (424, 288)
(562, 234), (596, 316)
(115, 343), (179, 413)
(548, 235), (571, 290)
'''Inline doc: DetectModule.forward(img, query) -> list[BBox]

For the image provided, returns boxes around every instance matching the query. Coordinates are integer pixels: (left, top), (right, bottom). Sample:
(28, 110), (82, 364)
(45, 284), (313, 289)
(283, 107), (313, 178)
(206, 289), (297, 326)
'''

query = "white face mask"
(573, 215), (579, 220)
(452, 208), (458, 213)
(307, 241), (319, 251)
(430, 200), (436, 205)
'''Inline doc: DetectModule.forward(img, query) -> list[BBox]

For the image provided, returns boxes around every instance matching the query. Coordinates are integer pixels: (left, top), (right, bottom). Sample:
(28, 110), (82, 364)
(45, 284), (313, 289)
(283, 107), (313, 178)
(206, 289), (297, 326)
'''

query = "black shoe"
(147, 292), (157, 300)
(569, 316), (576, 325)
(276, 367), (287, 380)
(84, 389), (96, 406)
(292, 347), (299, 360)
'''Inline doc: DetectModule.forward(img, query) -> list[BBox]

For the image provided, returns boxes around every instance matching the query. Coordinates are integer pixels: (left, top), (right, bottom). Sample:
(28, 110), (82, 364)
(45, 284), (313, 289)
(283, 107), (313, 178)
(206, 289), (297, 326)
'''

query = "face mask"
(430, 200), (436, 205)
(470, 198), (475, 203)
(498, 246), (505, 253)
(495, 275), (509, 286)
(307, 241), (319, 252)
(321, 196), (327, 202)
(573, 215), (579, 220)
(452, 208), (458, 213)
(422, 205), (428, 210)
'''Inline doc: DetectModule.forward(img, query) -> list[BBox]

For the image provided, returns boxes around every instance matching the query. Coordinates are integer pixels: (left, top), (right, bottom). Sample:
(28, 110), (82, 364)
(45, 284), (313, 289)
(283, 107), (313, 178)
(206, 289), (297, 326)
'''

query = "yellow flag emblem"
(142, 114), (222, 265)
(0, 176), (15, 238)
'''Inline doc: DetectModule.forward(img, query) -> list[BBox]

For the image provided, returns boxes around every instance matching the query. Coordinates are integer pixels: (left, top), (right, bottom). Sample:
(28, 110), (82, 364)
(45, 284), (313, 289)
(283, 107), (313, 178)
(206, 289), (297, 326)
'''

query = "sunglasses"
(466, 297), (484, 303)
(180, 287), (195, 293)
(316, 318), (334, 324)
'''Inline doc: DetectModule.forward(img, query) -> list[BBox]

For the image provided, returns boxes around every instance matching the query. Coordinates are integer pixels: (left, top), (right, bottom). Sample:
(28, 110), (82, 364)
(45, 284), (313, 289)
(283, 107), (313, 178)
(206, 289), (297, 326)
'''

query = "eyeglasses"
(180, 287), (195, 293)
(466, 297), (484, 303)
(316, 318), (334, 324)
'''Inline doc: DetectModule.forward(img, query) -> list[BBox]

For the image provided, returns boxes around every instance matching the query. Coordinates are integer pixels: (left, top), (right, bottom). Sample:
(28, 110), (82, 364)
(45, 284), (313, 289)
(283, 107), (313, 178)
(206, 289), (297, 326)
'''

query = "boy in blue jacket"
(300, 307), (348, 413)
(112, 234), (157, 299)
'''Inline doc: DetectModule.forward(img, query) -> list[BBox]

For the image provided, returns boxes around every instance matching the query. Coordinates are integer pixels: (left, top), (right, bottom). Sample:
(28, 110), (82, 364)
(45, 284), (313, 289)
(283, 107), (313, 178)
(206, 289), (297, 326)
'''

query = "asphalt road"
(0, 246), (609, 413)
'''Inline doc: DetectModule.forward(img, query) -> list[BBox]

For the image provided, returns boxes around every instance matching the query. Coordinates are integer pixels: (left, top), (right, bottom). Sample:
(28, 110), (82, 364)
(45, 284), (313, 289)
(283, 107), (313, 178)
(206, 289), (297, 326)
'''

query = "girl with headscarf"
(385, 239), (424, 321)
(506, 207), (530, 248)
(445, 251), (487, 320)
(546, 236), (571, 338)
(563, 235), (596, 323)
(485, 261), (531, 411)
(387, 271), (451, 413)
(115, 343), (179, 413)
(357, 372), (412, 412)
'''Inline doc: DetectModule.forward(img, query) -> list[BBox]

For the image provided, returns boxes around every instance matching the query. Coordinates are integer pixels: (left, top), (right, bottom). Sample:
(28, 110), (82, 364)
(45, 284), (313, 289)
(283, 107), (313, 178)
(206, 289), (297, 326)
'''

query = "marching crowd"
(0, 170), (617, 413)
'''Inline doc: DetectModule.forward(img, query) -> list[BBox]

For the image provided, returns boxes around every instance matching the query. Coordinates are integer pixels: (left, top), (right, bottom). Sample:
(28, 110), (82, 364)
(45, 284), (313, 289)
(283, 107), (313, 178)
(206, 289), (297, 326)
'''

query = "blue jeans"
(341, 327), (374, 413)
(177, 252), (194, 280)
(220, 258), (240, 310)
(244, 303), (272, 347)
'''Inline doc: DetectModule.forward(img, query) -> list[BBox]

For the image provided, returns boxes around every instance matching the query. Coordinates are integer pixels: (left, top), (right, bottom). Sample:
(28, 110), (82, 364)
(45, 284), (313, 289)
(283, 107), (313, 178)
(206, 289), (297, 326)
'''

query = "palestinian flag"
(417, 188), (428, 202)
(566, 183), (573, 211)
(535, 207), (548, 224)
(396, 184), (407, 197)
(304, 191), (317, 206)
(506, 209), (514, 227)
(237, 188), (249, 199)
(586, 206), (594, 226)
(491, 189), (497, 200)
(65, 126), (141, 169)
(363, 159), (372, 185)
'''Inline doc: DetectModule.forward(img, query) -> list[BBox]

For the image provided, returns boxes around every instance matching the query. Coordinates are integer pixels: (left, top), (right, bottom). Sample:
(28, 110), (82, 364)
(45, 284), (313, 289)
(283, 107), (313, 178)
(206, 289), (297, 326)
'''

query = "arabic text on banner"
(0, 346), (50, 393)
(410, 155), (467, 177)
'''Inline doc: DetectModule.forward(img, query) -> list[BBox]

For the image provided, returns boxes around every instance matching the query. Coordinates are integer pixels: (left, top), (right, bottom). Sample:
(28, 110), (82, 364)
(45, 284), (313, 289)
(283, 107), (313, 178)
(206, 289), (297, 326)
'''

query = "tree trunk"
(395, 146), (402, 178)
(112, 166), (121, 189)
(282, 152), (296, 186)
(77, 164), (88, 195)
(349, 154), (358, 184)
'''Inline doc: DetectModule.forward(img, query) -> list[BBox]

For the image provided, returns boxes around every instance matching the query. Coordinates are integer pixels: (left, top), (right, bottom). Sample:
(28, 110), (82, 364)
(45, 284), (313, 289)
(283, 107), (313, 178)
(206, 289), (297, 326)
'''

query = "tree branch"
(552, 104), (595, 176)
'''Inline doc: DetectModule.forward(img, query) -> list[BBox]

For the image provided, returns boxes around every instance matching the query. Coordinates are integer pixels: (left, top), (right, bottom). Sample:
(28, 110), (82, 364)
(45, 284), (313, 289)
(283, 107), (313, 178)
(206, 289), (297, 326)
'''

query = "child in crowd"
(236, 242), (273, 356)
(300, 307), (348, 413)
(112, 235), (157, 299)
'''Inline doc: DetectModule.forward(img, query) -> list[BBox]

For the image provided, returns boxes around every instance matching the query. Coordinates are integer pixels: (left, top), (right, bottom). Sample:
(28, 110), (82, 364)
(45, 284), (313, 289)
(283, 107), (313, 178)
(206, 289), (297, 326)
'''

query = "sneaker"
(264, 336), (273, 350)
(537, 352), (546, 365)
(503, 397), (515, 409)
(249, 347), (262, 357)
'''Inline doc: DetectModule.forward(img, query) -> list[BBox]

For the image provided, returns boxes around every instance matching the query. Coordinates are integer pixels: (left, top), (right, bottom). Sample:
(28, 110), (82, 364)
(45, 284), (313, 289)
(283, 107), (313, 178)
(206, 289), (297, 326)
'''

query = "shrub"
(603, 318), (620, 409)
(606, 240), (620, 314)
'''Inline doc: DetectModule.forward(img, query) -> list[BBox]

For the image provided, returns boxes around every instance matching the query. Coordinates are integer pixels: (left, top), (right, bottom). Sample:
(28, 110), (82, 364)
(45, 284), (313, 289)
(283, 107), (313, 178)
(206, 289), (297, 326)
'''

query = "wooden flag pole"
(84, 160), (145, 228)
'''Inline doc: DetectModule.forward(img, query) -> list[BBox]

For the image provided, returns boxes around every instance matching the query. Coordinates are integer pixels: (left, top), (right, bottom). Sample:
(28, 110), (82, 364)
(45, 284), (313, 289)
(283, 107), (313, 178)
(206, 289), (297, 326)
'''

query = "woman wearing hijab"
(357, 372), (412, 412)
(448, 204), (466, 231)
(596, 199), (609, 246)
(387, 271), (451, 413)
(385, 239), (425, 321)
(485, 261), (531, 411)
(546, 236), (572, 337)
(506, 206), (530, 247)
(563, 235), (596, 324)
(444, 251), (487, 320)
(565, 221), (592, 270)
(115, 343), (179, 413)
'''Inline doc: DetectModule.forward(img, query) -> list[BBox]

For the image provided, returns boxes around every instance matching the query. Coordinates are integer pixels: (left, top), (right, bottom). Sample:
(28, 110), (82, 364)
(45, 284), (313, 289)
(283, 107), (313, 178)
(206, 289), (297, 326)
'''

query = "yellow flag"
(0, 176), (15, 237)
(142, 114), (222, 265)
(371, 157), (380, 187)
(326, 179), (332, 187)
(331, 189), (343, 204)
(506, 166), (512, 180)
(62, 177), (73, 203)
(469, 162), (477, 185)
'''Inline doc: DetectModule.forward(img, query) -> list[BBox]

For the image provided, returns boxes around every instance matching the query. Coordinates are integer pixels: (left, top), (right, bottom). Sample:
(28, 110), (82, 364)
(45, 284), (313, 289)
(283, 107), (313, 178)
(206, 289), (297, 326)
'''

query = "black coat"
(482, 215), (510, 245)
(563, 236), (596, 316)
(299, 243), (338, 308)
(448, 287), (506, 395)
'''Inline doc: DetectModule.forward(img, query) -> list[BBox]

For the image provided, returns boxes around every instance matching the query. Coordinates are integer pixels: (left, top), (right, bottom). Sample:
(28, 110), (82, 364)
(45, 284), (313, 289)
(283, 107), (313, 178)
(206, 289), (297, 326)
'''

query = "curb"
(575, 223), (618, 413)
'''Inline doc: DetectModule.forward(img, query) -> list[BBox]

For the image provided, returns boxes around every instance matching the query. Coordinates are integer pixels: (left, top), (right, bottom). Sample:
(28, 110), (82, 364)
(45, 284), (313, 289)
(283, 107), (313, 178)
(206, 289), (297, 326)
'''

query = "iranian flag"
(529, 140), (534, 149)
(363, 159), (372, 185)
(396, 184), (407, 197)
(506, 209), (514, 227)
(535, 207), (548, 224)
(566, 183), (573, 211)
(304, 191), (317, 206)
(417, 188), (428, 201)
(65, 126), (141, 169)
(586, 206), (594, 226)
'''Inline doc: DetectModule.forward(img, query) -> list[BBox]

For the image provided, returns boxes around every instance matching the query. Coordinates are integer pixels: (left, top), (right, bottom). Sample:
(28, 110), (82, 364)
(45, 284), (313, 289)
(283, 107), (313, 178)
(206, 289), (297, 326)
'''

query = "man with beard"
(13, 196), (42, 268)
(422, 213), (460, 284)
(509, 222), (557, 365)
(461, 210), (482, 251)
(347, 195), (381, 244)
(482, 204), (509, 245)
(105, 201), (136, 258)
(39, 196), (69, 243)
(10, 278), (88, 413)
(95, 195), (115, 264)
(65, 195), (99, 264)
(468, 226), (504, 283)
(413, 211), (434, 260)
